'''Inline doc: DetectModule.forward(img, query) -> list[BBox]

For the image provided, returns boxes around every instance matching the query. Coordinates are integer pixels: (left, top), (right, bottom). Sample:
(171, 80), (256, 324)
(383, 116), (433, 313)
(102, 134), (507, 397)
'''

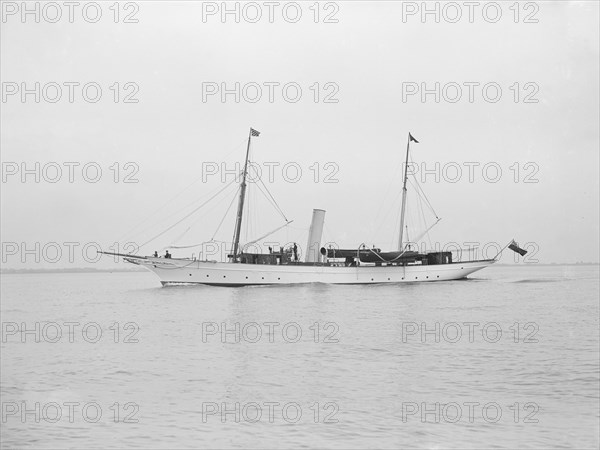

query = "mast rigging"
(398, 132), (418, 251)
(231, 128), (259, 261)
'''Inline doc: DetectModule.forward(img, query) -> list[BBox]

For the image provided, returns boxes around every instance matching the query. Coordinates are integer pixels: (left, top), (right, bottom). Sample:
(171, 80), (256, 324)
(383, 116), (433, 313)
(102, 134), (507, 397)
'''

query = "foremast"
(230, 127), (259, 262)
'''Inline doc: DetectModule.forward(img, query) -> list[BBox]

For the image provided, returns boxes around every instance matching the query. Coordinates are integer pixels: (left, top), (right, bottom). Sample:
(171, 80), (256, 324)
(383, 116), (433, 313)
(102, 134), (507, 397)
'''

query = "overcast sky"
(1, 1), (598, 268)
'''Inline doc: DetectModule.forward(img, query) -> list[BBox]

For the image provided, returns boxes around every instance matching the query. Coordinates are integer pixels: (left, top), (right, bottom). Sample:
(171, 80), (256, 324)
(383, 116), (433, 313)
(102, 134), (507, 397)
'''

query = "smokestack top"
(305, 209), (326, 263)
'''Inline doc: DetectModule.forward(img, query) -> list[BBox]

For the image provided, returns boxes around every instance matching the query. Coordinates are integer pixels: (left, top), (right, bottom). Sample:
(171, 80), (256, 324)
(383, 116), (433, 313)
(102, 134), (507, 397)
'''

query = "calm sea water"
(1, 265), (598, 449)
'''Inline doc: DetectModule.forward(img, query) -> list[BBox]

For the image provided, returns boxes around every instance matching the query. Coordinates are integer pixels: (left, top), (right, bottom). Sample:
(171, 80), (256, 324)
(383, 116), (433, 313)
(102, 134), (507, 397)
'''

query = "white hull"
(126, 257), (496, 286)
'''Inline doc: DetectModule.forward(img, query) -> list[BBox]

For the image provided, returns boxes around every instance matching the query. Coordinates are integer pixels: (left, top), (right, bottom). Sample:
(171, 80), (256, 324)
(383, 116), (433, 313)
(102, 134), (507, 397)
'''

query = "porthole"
(206, 274), (209, 277)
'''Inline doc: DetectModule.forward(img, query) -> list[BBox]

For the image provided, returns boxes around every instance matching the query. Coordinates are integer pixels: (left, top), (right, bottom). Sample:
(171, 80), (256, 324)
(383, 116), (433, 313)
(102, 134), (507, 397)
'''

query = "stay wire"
(116, 138), (247, 243)
(138, 176), (241, 249)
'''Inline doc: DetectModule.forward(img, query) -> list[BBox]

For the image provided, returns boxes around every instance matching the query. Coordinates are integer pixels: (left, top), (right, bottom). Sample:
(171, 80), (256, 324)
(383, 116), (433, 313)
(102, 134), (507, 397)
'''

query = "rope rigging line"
(247, 160), (289, 222)
(412, 182), (430, 249)
(411, 177), (438, 219)
(169, 183), (241, 246)
(115, 177), (212, 244)
(368, 151), (404, 243)
(137, 176), (242, 250)
(251, 179), (286, 222)
(407, 178), (436, 218)
(211, 185), (241, 241)
(408, 152), (439, 219)
(120, 170), (242, 246)
(245, 178), (253, 244)
(116, 138), (247, 244)
(241, 220), (294, 251)
(369, 185), (403, 246)
(257, 177), (289, 222)
(174, 170), (243, 219)
(416, 185), (433, 249)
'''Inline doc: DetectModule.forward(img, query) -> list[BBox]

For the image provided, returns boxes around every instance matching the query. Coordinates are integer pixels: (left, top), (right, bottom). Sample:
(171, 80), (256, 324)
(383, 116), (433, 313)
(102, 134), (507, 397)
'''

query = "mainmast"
(398, 132), (418, 251)
(231, 127), (259, 262)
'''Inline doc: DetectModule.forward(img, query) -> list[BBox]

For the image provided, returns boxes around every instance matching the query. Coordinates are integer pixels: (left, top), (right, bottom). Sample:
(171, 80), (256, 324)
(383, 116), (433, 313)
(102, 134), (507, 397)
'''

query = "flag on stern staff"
(409, 133), (419, 143)
(508, 240), (528, 256)
(250, 128), (260, 137)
